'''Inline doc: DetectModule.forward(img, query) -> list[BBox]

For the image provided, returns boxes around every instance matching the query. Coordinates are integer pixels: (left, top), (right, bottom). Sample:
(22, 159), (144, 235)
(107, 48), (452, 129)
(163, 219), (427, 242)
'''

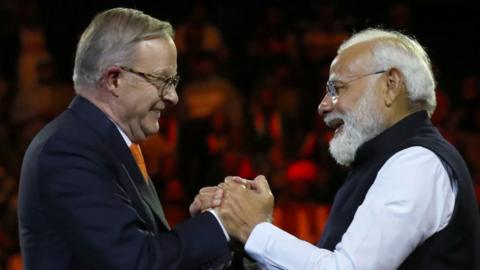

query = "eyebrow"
(329, 72), (359, 83)
(328, 73), (344, 82)
(329, 78), (347, 84)
(152, 67), (177, 77)
(152, 73), (174, 80)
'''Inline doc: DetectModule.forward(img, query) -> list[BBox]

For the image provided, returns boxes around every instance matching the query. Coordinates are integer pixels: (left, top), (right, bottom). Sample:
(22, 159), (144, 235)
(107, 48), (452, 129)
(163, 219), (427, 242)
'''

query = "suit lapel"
(68, 96), (170, 231)
(107, 129), (168, 232)
(142, 180), (170, 230)
(104, 116), (170, 231)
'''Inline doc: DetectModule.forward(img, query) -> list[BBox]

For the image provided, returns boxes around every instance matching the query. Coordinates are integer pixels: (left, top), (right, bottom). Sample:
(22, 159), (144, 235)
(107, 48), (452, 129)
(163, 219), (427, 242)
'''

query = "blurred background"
(0, 0), (479, 269)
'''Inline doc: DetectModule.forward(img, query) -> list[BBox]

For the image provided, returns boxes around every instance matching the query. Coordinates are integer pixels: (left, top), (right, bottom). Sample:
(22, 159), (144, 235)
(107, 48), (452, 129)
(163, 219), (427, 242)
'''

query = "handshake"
(189, 175), (275, 243)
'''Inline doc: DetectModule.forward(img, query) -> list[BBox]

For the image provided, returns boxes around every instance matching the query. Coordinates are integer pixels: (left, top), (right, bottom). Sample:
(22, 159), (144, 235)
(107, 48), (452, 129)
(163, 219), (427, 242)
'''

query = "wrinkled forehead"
(329, 42), (376, 81)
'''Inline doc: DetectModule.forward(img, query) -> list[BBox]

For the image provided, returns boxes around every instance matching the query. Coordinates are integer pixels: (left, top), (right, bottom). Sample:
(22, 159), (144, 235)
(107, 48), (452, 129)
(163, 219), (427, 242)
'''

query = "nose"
(163, 86), (179, 106)
(317, 93), (334, 116)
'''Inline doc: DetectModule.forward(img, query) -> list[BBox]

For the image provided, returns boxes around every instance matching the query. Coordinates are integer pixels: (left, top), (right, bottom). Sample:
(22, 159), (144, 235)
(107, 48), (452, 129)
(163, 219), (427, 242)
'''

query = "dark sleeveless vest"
(316, 111), (480, 269)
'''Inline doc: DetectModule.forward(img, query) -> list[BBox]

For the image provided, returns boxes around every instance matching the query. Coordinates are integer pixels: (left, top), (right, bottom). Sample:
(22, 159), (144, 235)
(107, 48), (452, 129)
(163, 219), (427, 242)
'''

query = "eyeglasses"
(119, 66), (180, 97)
(326, 70), (386, 103)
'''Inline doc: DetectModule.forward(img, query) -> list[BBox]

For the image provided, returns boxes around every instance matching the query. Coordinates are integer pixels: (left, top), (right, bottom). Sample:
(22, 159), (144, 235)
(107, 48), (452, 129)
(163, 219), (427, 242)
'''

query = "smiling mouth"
(326, 118), (345, 134)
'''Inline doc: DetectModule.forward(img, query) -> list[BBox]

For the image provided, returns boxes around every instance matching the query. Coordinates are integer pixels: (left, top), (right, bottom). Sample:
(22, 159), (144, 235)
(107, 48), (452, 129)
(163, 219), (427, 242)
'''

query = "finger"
(224, 176), (236, 183)
(222, 181), (245, 192)
(231, 176), (248, 185)
(221, 181), (235, 190)
(234, 177), (259, 191)
(225, 176), (248, 185)
(219, 182), (241, 191)
(212, 188), (223, 206)
(243, 179), (257, 190)
(196, 192), (218, 210)
(252, 175), (271, 194)
(214, 188), (223, 200)
(199, 186), (218, 194)
(225, 176), (254, 191)
(188, 198), (201, 216)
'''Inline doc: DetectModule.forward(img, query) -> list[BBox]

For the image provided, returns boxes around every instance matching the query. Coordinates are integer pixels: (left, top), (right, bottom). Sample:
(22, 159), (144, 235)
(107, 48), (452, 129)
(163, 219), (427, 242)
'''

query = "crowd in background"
(0, 1), (479, 269)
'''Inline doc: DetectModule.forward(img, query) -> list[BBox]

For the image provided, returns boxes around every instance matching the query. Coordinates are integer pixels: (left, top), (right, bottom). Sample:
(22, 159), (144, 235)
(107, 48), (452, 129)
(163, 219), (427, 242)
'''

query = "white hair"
(338, 28), (437, 116)
(73, 8), (173, 92)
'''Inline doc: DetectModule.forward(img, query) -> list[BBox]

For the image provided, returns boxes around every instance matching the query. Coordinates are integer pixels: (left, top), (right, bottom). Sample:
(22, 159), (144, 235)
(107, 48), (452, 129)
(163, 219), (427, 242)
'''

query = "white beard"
(325, 88), (386, 167)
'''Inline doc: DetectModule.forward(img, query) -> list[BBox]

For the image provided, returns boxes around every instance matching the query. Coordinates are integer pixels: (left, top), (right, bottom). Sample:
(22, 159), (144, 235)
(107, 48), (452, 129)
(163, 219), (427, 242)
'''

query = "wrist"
(240, 222), (257, 243)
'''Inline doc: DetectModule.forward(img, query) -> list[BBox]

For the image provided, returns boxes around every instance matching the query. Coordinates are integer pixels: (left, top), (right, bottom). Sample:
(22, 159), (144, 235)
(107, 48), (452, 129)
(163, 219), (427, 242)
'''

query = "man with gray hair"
(18, 7), (231, 270)
(211, 28), (480, 269)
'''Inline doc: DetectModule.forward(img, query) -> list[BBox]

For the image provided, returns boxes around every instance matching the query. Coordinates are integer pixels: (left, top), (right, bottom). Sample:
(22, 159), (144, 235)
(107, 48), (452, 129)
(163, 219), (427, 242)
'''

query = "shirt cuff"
(245, 222), (278, 265)
(207, 209), (230, 241)
(245, 222), (332, 269)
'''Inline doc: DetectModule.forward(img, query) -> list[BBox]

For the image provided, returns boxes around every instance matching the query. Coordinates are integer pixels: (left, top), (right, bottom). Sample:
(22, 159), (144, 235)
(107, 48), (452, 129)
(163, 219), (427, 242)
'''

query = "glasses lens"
(159, 76), (180, 94)
(171, 75), (180, 88)
(326, 81), (336, 97)
(326, 81), (338, 104)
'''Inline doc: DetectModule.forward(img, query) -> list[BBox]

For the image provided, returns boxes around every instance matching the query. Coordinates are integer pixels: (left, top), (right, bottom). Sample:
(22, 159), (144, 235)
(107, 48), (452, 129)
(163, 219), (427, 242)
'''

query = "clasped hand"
(189, 175), (274, 243)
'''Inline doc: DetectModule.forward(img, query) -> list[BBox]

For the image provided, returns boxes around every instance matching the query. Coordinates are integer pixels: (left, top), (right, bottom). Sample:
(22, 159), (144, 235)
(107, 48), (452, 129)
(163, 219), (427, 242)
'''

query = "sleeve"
(39, 135), (231, 270)
(245, 223), (349, 269)
(244, 146), (456, 270)
(208, 209), (231, 241)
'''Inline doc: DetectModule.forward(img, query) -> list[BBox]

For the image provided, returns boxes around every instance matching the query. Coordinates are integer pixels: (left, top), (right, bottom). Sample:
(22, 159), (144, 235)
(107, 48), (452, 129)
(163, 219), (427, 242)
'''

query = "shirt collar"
(112, 121), (132, 147)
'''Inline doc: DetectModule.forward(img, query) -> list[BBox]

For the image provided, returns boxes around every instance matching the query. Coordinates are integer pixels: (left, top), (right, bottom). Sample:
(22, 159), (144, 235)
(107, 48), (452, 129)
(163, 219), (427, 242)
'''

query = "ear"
(101, 66), (122, 97)
(384, 68), (404, 107)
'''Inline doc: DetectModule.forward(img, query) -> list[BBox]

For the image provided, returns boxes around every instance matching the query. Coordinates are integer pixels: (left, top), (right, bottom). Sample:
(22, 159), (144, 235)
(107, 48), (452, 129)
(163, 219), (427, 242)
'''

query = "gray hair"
(73, 7), (174, 92)
(338, 28), (436, 116)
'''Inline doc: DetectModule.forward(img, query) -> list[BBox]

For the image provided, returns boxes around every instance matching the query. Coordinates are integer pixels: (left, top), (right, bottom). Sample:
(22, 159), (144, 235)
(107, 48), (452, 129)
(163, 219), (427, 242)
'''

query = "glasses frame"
(119, 66), (180, 97)
(326, 70), (386, 103)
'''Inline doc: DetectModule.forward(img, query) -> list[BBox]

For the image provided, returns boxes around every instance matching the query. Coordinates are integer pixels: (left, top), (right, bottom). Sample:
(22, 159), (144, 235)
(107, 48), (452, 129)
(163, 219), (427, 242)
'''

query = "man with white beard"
(323, 75), (385, 167)
(196, 28), (480, 269)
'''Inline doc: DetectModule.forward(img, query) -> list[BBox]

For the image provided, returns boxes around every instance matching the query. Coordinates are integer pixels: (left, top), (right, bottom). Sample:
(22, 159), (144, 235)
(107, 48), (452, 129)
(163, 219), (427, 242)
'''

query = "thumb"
(252, 175), (271, 194)
(189, 198), (201, 216)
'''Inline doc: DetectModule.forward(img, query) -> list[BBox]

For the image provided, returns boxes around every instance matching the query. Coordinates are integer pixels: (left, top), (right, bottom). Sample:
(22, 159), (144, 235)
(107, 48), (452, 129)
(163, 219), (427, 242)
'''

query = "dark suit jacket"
(18, 96), (231, 270)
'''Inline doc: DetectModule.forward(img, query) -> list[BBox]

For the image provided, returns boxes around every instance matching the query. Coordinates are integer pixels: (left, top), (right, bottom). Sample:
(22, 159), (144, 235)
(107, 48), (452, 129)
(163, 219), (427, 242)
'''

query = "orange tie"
(129, 143), (149, 182)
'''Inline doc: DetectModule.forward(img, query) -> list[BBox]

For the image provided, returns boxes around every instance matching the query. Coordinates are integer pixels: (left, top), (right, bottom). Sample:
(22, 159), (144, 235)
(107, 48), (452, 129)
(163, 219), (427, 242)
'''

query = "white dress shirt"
(245, 146), (457, 270)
